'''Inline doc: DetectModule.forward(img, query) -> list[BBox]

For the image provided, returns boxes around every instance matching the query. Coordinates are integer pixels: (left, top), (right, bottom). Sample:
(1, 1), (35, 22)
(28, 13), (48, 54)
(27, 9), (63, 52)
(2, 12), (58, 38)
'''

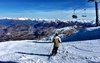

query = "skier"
(51, 33), (62, 56)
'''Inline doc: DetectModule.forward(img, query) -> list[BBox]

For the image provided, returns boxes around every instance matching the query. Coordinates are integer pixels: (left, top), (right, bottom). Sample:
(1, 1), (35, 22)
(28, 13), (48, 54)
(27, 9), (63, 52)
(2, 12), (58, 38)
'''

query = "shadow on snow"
(62, 38), (100, 42)
(31, 41), (52, 44)
(16, 52), (50, 57)
(0, 61), (18, 63)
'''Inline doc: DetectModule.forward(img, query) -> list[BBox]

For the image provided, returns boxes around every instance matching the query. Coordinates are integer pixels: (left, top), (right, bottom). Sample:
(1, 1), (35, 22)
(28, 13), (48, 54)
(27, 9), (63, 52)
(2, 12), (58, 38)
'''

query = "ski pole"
(48, 42), (53, 56)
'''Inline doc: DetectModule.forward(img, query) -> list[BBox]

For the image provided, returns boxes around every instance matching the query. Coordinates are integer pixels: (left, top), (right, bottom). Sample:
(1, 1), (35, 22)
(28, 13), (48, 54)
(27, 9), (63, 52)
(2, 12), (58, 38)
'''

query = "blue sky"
(0, 0), (99, 20)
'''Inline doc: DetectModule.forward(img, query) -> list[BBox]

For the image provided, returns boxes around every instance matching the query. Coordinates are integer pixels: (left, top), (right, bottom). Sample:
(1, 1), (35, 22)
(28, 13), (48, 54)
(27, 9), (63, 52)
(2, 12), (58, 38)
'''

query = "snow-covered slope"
(0, 27), (100, 63)
(63, 26), (100, 42)
(0, 40), (100, 63)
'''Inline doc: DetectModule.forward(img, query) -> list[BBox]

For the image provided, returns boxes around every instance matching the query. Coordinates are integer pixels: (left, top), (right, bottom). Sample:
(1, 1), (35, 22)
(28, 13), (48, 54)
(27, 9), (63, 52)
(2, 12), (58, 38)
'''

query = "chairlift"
(72, 9), (78, 19)
(82, 9), (87, 17)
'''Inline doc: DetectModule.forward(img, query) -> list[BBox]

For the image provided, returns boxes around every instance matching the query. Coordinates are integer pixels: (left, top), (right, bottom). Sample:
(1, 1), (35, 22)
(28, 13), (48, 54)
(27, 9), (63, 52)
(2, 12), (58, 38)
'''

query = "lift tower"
(88, 0), (100, 26)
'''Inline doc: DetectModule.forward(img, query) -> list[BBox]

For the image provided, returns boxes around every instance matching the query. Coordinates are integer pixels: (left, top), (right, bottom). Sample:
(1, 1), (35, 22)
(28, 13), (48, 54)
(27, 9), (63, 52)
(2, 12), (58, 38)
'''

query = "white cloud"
(0, 9), (100, 21)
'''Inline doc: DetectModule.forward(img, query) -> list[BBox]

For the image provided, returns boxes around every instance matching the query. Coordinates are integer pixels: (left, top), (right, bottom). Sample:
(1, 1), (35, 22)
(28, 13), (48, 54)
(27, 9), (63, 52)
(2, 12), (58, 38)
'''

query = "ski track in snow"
(0, 40), (100, 63)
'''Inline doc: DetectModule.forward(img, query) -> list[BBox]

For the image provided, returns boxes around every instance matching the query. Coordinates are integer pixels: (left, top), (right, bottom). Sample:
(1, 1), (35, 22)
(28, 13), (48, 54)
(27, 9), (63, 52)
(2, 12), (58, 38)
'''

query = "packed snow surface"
(0, 26), (100, 63)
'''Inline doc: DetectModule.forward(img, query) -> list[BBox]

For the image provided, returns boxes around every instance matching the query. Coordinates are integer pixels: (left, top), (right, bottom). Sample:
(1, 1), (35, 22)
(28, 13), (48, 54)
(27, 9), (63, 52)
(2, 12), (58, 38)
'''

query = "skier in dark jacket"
(51, 33), (61, 56)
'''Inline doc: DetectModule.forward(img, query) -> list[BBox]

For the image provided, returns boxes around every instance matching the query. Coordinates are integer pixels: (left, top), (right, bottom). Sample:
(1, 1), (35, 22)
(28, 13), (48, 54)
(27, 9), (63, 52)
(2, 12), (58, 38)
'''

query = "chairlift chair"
(72, 15), (78, 18)
(72, 9), (78, 19)
(82, 9), (87, 17)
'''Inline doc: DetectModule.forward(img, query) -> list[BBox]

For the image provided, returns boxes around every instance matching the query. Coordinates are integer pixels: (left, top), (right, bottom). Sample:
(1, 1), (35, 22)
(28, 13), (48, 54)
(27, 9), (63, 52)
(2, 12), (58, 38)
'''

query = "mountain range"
(0, 18), (97, 42)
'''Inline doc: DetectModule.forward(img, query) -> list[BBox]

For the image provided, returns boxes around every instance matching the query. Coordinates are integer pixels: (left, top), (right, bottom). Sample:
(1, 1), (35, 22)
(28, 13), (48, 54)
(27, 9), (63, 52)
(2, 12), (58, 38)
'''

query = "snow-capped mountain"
(0, 17), (96, 27)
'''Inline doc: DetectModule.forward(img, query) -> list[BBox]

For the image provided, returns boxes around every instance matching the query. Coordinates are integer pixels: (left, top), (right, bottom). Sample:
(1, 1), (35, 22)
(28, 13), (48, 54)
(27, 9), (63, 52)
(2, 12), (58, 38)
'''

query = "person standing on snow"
(51, 33), (62, 56)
